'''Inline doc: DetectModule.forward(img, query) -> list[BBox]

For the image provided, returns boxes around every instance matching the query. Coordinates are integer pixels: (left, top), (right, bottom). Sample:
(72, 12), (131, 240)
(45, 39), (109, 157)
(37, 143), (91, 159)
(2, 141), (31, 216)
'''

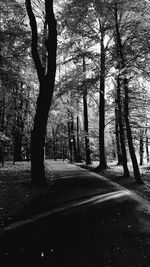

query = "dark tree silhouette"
(25, 0), (57, 185)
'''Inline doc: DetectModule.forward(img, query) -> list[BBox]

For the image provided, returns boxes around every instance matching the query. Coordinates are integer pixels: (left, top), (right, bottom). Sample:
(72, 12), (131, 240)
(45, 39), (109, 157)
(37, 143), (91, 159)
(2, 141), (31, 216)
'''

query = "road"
(1, 161), (150, 266)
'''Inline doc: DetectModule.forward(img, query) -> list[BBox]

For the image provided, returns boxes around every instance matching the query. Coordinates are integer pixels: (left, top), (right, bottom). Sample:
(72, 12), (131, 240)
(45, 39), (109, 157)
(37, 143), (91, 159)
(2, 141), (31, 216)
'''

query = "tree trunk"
(14, 135), (22, 162)
(71, 114), (77, 162)
(31, 82), (52, 183)
(25, 0), (57, 185)
(83, 56), (91, 165)
(146, 127), (149, 163)
(68, 111), (72, 162)
(76, 115), (82, 162)
(115, 106), (122, 165)
(139, 130), (144, 166)
(114, 3), (144, 182)
(52, 128), (57, 161)
(124, 78), (144, 184)
(116, 76), (130, 176)
(111, 134), (116, 160)
(83, 92), (91, 165)
(97, 23), (107, 170)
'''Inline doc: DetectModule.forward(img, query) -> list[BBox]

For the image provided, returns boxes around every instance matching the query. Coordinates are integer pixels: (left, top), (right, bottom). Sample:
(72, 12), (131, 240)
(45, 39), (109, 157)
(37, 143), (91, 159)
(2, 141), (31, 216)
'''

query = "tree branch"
(45, 0), (57, 78)
(25, 0), (45, 82)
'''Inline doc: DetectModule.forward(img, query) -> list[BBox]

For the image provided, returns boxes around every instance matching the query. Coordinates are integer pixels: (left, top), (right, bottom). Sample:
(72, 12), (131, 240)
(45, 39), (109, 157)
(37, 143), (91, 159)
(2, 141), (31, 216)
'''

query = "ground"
(0, 159), (150, 231)
(87, 161), (150, 201)
(0, 161), (54, 230)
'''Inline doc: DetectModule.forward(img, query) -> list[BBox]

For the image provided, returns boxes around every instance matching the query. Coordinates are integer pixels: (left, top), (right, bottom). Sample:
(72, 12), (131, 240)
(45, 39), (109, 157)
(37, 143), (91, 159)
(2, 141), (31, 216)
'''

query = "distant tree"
(0, 0), (31, 162)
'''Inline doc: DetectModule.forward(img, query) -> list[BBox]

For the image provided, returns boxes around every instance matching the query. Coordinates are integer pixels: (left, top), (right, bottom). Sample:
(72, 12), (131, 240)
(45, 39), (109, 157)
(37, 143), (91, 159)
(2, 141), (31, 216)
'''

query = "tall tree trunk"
(114, 3), (143, 184)
(71, 114), (77, 162)
(111, 134), (116, 160)
(115, 105), (122, 165)
(146, 127), (149, 163)
(68, 111), (72, 162)
(76, 98), (81, 162)
(76, 115), (82, 162)
(116, 76), (130, 176)
(83, 56), (91, 165)
(98, 23), (107, 170)
(31, 81), (53, 182)
(25, 0), (57, 185)
(139, 130), (144, 166)
(52, 128), (57, 161)
(60, 124), (65, 161)
(124, 78), (144, 184)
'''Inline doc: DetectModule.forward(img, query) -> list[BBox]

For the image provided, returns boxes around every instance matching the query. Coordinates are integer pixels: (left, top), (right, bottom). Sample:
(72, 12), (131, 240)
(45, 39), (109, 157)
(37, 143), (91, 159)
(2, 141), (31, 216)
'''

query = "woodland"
(1, 0), (150, 186)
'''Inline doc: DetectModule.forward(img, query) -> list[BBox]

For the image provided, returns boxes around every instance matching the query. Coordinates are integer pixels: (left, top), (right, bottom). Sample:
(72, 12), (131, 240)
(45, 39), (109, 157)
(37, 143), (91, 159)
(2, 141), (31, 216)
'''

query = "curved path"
(1, 160), (150, 266)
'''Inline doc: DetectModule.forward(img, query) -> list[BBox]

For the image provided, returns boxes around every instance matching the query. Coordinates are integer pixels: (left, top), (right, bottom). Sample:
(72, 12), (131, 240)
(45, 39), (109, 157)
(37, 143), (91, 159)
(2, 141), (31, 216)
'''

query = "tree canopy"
(1, 0), (150, 184)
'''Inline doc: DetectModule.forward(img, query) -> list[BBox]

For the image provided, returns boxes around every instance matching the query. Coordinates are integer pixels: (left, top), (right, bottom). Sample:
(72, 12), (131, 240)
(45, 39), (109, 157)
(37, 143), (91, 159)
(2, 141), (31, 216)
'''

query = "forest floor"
(1, 160), (150, 230)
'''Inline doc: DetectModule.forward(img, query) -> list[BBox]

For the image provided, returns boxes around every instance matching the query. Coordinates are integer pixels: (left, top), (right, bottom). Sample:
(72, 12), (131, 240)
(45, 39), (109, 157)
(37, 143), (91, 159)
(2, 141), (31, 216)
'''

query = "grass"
(0, 161), (53, 230)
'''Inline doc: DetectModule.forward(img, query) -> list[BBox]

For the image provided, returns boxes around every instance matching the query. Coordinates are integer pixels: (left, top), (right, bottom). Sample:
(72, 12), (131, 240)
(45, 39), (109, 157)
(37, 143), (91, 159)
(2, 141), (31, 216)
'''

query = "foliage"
(1, 0), (150, 176)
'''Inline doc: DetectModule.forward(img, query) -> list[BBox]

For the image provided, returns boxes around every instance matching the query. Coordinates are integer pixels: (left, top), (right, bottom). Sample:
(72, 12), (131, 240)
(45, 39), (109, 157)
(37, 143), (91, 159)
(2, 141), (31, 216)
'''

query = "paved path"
(45, 159), (90, 178)
(2, 160), (128, 233)
(44, 160), (126, 204)
(2, 161), (150, 266)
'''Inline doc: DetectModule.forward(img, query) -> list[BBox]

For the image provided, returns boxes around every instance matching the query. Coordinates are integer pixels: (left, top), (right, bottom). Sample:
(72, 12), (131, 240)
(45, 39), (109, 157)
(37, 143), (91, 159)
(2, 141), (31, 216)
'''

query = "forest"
(1, 0), (150, 185)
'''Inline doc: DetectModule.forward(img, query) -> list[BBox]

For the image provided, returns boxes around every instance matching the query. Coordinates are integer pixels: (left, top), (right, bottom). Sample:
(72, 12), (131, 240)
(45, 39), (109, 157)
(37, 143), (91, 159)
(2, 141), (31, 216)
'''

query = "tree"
(97, 16), (108, 170)
(60, 0), (110, 167)
(116, 75), (130, 176)
(25, 0), (57, 185)
(82, 56), (91, 165)
(115, 99), (122, 165)
(145, 126), (149, 164)
(0, 0), (32, 162)
(113, 0), (144, 184)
